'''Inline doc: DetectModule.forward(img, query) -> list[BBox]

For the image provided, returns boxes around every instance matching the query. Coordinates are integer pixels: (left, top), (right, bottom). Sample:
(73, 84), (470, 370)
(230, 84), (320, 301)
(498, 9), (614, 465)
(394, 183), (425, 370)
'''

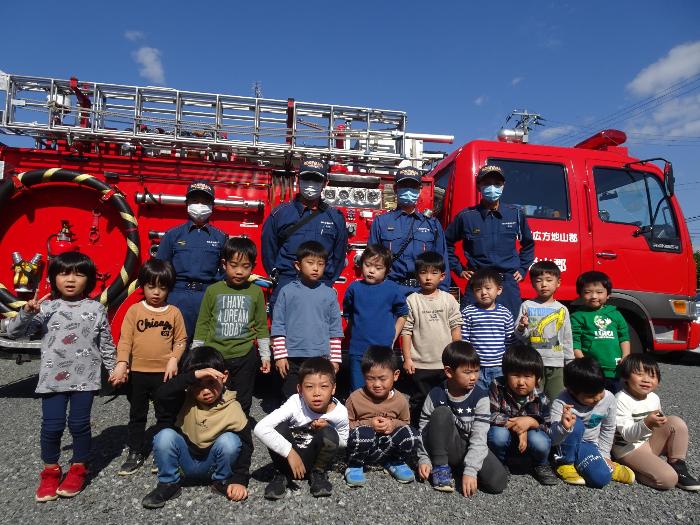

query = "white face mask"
(299, 179), (324, 200)
(187, 203), (213, 222)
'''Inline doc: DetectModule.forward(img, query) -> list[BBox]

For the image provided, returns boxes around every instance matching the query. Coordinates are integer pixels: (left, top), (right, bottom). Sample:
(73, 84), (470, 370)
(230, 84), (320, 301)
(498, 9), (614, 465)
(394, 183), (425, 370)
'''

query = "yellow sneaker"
(611, 462), (635, 484)
(556, 464), (586, 485)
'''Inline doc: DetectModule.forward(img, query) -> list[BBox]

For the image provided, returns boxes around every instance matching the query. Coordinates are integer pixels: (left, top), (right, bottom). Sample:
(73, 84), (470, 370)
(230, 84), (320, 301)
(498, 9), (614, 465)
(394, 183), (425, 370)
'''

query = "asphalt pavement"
(0, 356), (698, 525)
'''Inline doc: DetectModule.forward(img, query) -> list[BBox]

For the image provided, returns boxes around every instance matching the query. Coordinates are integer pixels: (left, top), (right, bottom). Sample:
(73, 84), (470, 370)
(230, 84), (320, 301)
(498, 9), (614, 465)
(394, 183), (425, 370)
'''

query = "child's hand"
(561, 404), (576, 430)
(260, 359), (271, 374)
(403, 358), (415, 375)
(163, 357), (178, 382)
(287, 449), (306, 480)
(194, 368), (225, 382)
(23, 291), (50, 314)
(517, 431), (528, 453)
(332, 362), (340, 373)
(371, 416), (392, 435)
(644, 410), (667, 429)
(460, 270), (474, 280)
(517, 312), (529, 333)
(461, 475), (478, 497)
(418, 463), (432, 481)
(505, 416), (537, 434)
(109, 362), (129, 386)
(275, 358), (289, 378)
(310, 418), (329, 430)
(227, 483), (248, 501)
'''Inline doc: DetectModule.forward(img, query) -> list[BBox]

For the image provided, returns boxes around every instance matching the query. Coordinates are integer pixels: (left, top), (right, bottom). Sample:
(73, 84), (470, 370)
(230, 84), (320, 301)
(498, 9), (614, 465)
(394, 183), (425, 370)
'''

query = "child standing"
(401, 251), (462, 426)
(570, 271), (630, 394)
(344, 345), (419, 487)
(613, 354), (700, 491)
(461, 268), (515, 389)
(515, 260), (573, 401)
(142, 346), (253, 508)
(343, 244), (408, 391)
(417, 341), (508, 496)
(6, 252), (117, 502)
(112, 258), (187, 475)
(487, 343), (558, 486)
(193, 237), (270, 414)
(549, 357), (635, 488)
(271, 241), (344, 399)
(254, 357), (349, 499)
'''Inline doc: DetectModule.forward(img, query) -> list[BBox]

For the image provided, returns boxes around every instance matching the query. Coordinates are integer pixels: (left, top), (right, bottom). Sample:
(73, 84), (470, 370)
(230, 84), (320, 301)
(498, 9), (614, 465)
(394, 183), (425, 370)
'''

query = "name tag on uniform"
(387, 226), (395, 231)
(177, 240), (186, 246)
(472, 228), (480, 234)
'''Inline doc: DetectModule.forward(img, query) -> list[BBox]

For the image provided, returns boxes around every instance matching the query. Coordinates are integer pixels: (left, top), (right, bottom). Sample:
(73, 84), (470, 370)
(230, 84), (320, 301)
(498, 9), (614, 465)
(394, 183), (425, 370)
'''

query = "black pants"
(225, 349), (259, 415)
(422, 406), (508, 494)
(407, 368), (446, 428)
(127, 371), (167, 453)
(280, 357), (308, 400)
(269, 422), (340, 476)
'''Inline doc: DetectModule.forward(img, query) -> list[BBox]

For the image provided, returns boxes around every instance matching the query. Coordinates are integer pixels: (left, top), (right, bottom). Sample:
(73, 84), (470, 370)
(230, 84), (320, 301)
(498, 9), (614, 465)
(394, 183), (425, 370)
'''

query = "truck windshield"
(594, 167), (680, 247)
(487, 159), (569, 220)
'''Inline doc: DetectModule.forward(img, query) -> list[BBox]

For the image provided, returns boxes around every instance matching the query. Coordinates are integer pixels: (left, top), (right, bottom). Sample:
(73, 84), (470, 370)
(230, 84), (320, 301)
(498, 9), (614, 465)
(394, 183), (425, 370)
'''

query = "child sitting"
(344, 345), (419, 487)
(142, 346), (253, 508)
(487, 343), (558, 486)
(7, 252), (118, 501)
(515, 260), (573, 401)
(417, 341), (508, 496)
(401, 251), (462, 426)
(549, 357), (634, 488)
(570, 271), (630, 394)
(193, 236), (271, 414)
(613, 354), (700, 491)
(254, 357), (349, 499)
(343, 244), (408, 391)
(112, 258), (187, 475)
(271, 241), (344, 399)
(461, 268), (515, 389)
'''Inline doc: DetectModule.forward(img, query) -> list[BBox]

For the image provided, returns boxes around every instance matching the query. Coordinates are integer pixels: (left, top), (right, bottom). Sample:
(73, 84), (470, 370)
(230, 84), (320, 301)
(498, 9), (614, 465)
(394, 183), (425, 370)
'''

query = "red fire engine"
(0, 72), (697, 360)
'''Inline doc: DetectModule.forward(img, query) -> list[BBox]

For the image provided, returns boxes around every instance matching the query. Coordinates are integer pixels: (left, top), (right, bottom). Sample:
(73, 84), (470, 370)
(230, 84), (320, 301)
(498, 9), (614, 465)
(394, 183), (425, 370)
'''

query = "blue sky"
(2, 1), (700, 244)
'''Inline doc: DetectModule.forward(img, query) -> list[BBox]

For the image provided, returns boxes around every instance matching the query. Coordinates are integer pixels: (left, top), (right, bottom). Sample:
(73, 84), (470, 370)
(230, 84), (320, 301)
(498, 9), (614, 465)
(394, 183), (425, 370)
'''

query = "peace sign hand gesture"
(24, 291), (51, 314)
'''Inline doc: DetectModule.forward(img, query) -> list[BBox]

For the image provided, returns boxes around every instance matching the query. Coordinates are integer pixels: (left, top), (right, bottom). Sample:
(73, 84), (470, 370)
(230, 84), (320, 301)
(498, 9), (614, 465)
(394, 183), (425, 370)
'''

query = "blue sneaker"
(344, 467), (367, 487)
(431, 465), (455, 492)
(384, 462), (415, 484)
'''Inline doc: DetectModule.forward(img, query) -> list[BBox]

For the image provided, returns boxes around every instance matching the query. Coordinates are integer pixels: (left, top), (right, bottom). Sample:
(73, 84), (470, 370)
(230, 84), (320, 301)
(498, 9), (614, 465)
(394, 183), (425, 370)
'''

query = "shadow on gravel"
(656, 351), (700, 367)
(0, 374), (39, 398)
(89, 423), (128, 477)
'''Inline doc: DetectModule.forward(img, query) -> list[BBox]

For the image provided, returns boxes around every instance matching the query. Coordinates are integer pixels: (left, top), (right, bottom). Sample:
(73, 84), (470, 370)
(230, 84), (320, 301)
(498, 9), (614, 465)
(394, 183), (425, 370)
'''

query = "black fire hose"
(0, 168), (141, 314)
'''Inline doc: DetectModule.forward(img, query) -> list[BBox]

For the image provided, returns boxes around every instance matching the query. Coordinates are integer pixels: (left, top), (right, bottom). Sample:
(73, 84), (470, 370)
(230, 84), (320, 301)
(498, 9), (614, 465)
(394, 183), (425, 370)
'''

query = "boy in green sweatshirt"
(193, 237), (270, 414)
(570, 271), (630, 394)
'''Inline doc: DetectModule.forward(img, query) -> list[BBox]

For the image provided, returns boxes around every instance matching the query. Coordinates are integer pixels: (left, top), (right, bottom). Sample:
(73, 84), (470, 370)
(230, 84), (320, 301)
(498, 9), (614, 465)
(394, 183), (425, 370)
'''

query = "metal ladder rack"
(0, 72), (452, 169)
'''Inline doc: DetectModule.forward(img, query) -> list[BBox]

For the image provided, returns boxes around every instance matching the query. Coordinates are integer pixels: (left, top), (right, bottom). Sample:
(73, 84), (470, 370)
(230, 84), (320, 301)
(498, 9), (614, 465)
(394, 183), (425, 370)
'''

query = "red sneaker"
(36, 466), (62, 502)
(56, 463), (88, 498)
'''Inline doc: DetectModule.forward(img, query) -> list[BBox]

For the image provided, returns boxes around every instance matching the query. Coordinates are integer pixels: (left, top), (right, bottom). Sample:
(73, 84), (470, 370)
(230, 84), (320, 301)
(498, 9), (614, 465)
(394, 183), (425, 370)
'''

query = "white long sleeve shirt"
(253, 394), (349, 457)
(613, 389), (660, 459)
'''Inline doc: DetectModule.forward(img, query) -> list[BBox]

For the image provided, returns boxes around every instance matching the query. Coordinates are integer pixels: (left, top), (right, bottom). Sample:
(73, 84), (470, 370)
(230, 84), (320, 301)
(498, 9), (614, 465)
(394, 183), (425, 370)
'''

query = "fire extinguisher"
(47, 220), (78, 258)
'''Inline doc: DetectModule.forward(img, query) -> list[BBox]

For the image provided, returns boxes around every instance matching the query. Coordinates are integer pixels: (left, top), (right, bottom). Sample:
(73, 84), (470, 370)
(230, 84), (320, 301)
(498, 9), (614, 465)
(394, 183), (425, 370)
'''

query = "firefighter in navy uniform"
(444, 165), (535, 318)
(155, 181), (227, 341)
(369, 166), (450, 295)
(261, 159), (348, 312)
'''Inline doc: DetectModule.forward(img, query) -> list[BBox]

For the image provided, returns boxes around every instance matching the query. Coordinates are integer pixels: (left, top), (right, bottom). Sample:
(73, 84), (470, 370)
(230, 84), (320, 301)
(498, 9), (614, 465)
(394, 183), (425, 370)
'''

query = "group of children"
(6, 237), (699, 509)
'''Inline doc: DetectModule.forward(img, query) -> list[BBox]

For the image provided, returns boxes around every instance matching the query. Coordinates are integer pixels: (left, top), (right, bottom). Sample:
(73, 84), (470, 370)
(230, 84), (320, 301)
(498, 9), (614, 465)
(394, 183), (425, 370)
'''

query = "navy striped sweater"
(461, 304), (515, 367)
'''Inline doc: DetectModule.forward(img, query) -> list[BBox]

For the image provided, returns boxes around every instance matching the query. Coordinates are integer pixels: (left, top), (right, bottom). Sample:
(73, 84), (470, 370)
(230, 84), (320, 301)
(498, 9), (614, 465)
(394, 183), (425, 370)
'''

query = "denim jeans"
(477, 366), (502, 390)
(41, 391), (96, 464)
(553, 418), (612, 488)
(349, 353), (365, 393)
(487, 426), (551, 466)
(153, 428), (242, 484)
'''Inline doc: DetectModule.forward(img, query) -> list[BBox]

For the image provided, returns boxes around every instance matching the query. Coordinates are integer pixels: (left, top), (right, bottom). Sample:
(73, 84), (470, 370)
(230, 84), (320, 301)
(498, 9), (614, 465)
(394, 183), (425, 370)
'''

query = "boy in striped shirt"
(461, 269), (515, 389)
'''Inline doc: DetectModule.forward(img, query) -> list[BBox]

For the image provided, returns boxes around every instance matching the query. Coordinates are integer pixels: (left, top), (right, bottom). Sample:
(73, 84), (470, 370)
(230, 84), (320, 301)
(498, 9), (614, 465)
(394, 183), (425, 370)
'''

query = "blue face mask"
(396, 187), (420, 206)
(481, 185), (503, 202)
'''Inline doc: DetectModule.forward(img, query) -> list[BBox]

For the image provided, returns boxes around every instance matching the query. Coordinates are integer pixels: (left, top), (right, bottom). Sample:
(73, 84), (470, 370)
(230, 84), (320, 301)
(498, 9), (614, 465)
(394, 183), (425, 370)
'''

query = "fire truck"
(0, 72), (697, 361)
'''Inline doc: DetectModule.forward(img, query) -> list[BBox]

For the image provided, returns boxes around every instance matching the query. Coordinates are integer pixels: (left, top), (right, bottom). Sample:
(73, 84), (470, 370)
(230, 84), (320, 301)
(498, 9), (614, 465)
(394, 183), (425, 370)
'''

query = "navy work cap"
(186, 181), (215, 199)
(299, 158), (328, 179)
(476, 165), (505, 183)
(395, 166), (422, 184)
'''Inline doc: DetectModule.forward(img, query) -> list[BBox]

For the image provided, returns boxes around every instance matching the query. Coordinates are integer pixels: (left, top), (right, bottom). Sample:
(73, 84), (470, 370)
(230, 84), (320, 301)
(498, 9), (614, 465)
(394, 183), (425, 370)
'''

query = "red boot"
(36, 466), (62, 502)
(56, 463), (88, 498)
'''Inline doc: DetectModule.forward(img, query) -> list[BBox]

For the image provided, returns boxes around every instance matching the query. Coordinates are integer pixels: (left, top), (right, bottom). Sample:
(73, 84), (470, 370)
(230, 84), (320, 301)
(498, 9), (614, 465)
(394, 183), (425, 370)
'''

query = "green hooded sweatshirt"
(570, 304), (629, 378)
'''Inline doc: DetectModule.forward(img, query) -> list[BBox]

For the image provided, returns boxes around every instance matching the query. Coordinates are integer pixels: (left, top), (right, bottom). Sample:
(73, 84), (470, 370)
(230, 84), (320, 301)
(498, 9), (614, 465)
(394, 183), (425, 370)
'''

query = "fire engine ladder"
(0, 71), (452, 170)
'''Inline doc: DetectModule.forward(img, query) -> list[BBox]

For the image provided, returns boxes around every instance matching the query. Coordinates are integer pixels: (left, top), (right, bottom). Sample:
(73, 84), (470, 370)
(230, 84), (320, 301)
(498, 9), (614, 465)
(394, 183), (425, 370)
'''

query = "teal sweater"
(570, 304), (629, 378)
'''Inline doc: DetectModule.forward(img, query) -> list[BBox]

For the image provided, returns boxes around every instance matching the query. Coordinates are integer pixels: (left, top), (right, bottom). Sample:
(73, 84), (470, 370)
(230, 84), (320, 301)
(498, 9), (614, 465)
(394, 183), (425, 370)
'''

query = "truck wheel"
(628, 322), (647, 354)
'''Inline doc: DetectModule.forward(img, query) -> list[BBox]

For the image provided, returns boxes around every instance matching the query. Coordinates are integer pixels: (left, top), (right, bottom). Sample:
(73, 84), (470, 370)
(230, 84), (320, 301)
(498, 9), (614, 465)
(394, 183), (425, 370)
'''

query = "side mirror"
(664, 161), (674, 196)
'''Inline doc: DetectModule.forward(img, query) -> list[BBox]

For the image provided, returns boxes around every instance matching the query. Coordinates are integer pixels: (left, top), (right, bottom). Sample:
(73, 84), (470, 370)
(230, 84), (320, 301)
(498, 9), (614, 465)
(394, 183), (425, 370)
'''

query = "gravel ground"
(0, 356), (698, 525)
